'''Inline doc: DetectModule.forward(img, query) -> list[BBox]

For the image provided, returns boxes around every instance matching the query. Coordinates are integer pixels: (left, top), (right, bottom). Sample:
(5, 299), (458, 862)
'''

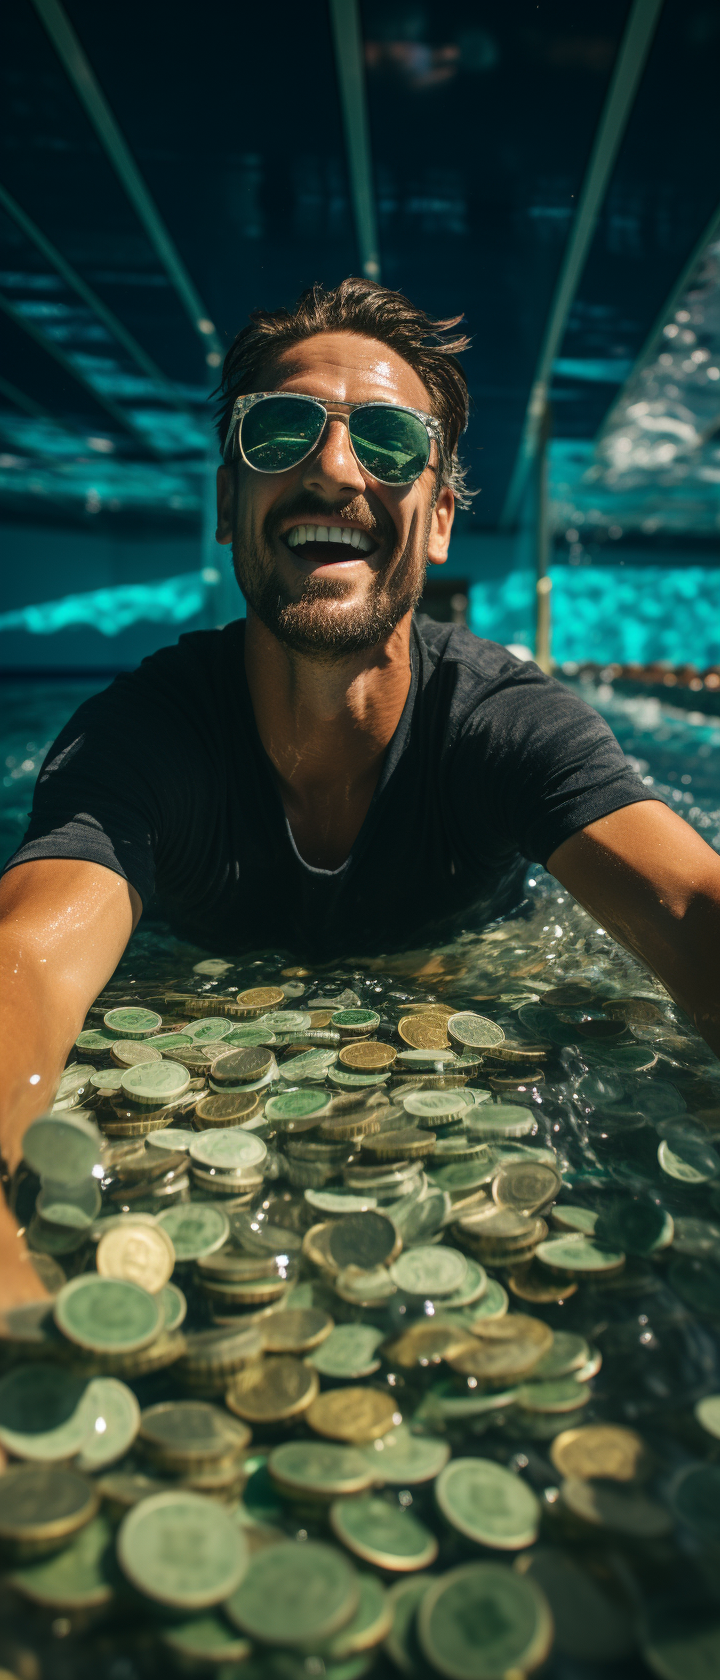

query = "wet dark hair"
(215, 276), (472, 505)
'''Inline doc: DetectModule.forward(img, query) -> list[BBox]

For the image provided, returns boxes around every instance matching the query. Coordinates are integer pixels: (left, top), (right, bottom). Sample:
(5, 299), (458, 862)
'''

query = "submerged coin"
(339, 1041), (397, 1071)
(120, 1061), (190, 1108)
(226, 1540), (359, 1646)
(103, 1006), (162, 1038)
(117, 1490), (248, 1608)
(550, 1423), (649, 1482)
(140, 1400), (249, 1467)
(361, 1424), (450, 1485)
(211, 1047), (273, 1086)
(184, 1017), (235, 1044)
(382, 1322), (477, 1369)
(265, 1089), (333, 1123)
(493, 1159), (561, 1214)
(330, 1493), (438, 1571)
(465, 1104), (535, 1140)
(403, 1089), (468, 1121)
(0, 1366), (94, 1462)
(74, 1377), (141, 1471)
(449, 1314), (553, 1383)
(111, 1039), (163, 1068)
(447, 1013), (505, 1050)
(261, 1308), (334, 1355)
(560, 1477), (671, 1538)
(436, 1456), (540, 1549)
(96, 1220), (175, 1292)
(0, 1463), (98, 1550)
(536, 1233), (625, 1274)
(658, 1133), (720, 1183)
(195, 1090), (260, 1125)
(54, 1275), (162, 1354)
(390, 1246), (467, 1297)
(331, 1008), (381, 1036)
(23, 1111), (102, 1184)
(157, 1203), (229, 1260)
(268, 1440), (375, 1499)
(328, 1211), (400, 1271)
(309, 1323), (386, 1379)
(7, 1513), (118, 1610)
(189, 1128), (267, 1171)
(307, 1387), (397, 1443)
(417, 1562), (553, 1680)
(226, 1357), (319, 1423)
(398, 1014), (450, 1050)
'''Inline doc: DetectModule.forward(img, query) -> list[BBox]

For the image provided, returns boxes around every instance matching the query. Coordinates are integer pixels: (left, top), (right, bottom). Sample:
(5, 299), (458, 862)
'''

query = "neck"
(244, 608), (414, 868)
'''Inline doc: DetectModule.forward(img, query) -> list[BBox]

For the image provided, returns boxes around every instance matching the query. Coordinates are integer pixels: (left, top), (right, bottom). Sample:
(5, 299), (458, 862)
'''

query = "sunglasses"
(222, 392), (443, 486)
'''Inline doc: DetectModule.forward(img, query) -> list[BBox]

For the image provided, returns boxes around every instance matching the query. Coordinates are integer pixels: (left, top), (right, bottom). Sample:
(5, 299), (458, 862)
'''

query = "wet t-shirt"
(4, 616), (655, 959)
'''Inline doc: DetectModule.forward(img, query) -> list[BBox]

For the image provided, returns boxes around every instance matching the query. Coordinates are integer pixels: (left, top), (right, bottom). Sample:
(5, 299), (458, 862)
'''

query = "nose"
(301, 416), (366, 499)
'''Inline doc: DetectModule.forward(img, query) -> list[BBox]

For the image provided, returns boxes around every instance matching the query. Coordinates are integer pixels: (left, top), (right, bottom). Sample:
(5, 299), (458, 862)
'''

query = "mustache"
(266, 492), (393, 543)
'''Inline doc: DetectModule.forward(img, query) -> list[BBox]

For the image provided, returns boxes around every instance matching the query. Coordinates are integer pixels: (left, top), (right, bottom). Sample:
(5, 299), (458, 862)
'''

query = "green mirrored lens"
(240, 398), (324, 472)
(349, 407), (430, 483)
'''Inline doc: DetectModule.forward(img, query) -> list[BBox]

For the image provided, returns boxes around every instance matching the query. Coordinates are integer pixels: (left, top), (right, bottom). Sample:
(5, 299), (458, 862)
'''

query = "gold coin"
(550, 1424), (649, 1483)
(261, 1309), (334, 1355)
(483, 1043), (551, 1065)
(306, 1386), (397, 1443)
(382, 1322), (477, 1369)
(302, 1223), (341, 1275)
(226, 1356), (319, 1423)
(194, 1091), (259, 1125)
(318, 1112), (382, 1142)
(398, 1015), (451, 1051)
(96, 1221), (175, 1292)
(309, 1010), (335, 1029)
(449, 1314), (553, 1383)
(508, 1262), (578, 1304)
(237, 986), (285, 1009)
(281, 967), (311, 979)
(338, 1042), (397, 1072)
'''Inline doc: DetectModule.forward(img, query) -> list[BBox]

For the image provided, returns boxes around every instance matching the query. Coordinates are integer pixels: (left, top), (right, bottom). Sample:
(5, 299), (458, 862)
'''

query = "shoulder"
(415, 615), (527, 688)
(415, 615), (589, 721)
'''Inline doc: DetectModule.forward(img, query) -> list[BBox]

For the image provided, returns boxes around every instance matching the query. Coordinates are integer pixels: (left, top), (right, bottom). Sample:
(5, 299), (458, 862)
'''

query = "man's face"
(216, 332), (454, 655)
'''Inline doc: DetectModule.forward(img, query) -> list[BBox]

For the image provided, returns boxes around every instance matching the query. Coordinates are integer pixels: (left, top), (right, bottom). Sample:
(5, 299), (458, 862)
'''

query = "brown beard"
(231, 495), (429, 656)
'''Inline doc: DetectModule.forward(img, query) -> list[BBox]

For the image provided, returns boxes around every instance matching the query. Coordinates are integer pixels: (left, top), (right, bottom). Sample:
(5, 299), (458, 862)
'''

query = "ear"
(427, 485), (454, 566)
(216, 465), (234, 545)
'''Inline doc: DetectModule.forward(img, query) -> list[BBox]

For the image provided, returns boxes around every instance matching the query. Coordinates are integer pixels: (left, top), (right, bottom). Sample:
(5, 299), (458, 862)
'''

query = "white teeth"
(341, 528), (352, 544)
(315, 526), (328, 542)
(350, 530), (360, 548)
(356, 532), (373, 553)
(329, 526), (342, 543)
(286, 523), (375, 552)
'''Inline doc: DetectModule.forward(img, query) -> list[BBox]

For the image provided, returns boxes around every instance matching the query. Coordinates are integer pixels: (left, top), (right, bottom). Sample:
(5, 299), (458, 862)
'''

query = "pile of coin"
(3, 945), (720, 1680)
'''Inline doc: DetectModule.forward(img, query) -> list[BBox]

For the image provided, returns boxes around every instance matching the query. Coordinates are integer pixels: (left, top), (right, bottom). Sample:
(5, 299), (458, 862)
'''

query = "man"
(2, 276), (720, 1313)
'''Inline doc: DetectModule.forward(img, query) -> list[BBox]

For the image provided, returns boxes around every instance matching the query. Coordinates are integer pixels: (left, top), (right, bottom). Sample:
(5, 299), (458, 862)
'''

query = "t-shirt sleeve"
(449, 663), (662, 869)
(2, 653), (204, 908)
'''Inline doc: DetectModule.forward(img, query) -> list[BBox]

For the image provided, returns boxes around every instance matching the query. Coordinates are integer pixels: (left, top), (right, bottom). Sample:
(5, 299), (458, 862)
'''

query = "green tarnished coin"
(435, 1456), (540, 1548)
(658, 1133), (719, 1183)
(279, 1050), (337, 1081)
(210, 1047), (273, 1087)
(103, 1006), (162, 1039)
(269, 1440), (375, 1499)
(329, 1067), (390, 1089)
(447, 1013), (505, 1049)
(531, 1331), (590, 1381)
(75, 1027), (117, 1055)
(159, 1281), (187, 1332)
(552, 1205), (598, 1235)
(121, 1061), (190, 1108)
(309, 1324), (385, 1379)
(226, 1540), (359, 1645)
(223, 1025), (277, 1047)
(418, 1562), (553, 1680)
(153, 1032), (194, 1051)
(256, 1010), (311, 1033)
(465, 1104), (535, 1139)
(536, 1233), (625, 1274)
(265, 1089), (333, 1122)
(322, 1573), (392, 1660)
(429, 1159), (496, 1194)
(517, 1377), (591, 1415)
(0, 1365), (98, 1462)
(7, 1514), (119, 1609)
(431, 1257), (487, 1310)
(184, 1017), (235, 1044)
(458, 1277), (509, 1323)
(90, 1068), (125, 1093)
(54, 1276), (162, 1353)
(0, 1463), (98, 1549)
(390, 1246), (467, 1297)
(23, 1111), (102, 1184)
(75, 1377), (140, 1471)
(328, 1212), (399, 1272)
(111, 1039), (163, 1068)
(36, 1178), (100, 1230)
(160, 1611), (251, 1664)
(157, 1202), (229, 1260)
(330, 1494), (438, 1571)
(361, 1424), (450, 1486)
(331, 1009), (381, 1032)
(189, 1127), (267, 1171)
(54, 1065), (96, 1104)
(391, 1186), (450, 1245)
(146, 1127), (197, 1152)
(306, 1189), (378, 1214)
(384, 1575), (434, 1676)
(117, 1491), (248, 1608)
(403, 1091), (468, 1120)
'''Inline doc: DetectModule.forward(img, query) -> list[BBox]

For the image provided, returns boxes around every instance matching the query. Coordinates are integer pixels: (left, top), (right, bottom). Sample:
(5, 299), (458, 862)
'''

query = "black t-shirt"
(4, 616), (655, 958)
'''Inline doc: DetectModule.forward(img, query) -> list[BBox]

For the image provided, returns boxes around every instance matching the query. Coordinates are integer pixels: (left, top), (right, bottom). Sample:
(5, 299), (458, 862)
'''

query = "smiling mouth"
(282, 521), (379, 563)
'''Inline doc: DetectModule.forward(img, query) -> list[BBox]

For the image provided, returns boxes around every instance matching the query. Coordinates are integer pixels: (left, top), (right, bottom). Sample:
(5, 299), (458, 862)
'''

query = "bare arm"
(548, 800), (720, 1059)
(0, 859), (141, 1309)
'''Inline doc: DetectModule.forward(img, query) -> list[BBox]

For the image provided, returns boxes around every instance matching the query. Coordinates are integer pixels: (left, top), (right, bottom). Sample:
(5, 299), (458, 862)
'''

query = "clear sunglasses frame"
(222, 390), (444, 484)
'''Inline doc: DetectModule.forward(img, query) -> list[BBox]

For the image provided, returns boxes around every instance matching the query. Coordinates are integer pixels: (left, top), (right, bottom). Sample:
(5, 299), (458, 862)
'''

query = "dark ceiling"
(1, 0), (719, 533)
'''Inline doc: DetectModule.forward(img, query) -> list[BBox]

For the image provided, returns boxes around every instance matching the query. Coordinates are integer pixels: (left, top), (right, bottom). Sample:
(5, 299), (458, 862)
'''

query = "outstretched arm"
(0, 858), (140, 1310)
(548, 800), (720, 1059)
